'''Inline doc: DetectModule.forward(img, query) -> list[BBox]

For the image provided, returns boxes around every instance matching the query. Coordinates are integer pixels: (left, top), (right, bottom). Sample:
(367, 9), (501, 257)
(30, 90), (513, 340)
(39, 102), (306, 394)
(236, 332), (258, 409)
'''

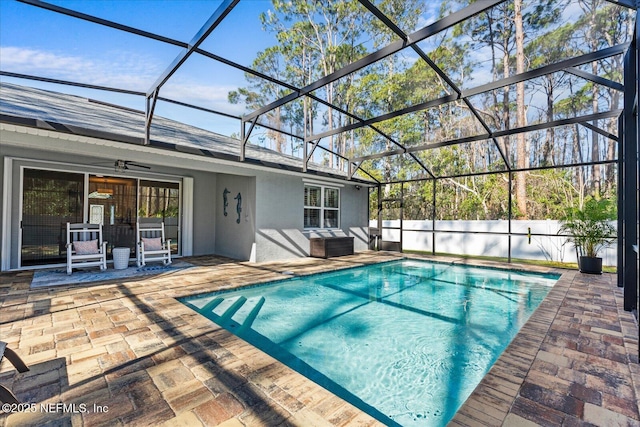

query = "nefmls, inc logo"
(40, 403), (88, 413)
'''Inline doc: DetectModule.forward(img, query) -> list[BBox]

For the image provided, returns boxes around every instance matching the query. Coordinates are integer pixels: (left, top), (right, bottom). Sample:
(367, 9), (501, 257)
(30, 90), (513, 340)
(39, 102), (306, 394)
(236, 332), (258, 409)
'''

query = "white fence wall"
(370, 220), (617, 266)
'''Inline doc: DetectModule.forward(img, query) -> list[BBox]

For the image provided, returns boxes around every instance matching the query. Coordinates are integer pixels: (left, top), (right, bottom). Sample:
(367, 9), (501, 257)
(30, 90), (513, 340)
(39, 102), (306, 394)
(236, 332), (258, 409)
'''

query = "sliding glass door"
(88, 175), (138, 255)
(21, 169), (84, 266)
(138, 180), (180, 254)
(20, 168), (181, 267)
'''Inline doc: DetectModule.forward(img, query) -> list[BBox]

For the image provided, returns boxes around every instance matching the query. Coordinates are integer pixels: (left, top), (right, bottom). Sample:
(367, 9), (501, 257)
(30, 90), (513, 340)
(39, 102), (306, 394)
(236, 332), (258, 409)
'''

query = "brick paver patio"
(0, 253), (638, 426)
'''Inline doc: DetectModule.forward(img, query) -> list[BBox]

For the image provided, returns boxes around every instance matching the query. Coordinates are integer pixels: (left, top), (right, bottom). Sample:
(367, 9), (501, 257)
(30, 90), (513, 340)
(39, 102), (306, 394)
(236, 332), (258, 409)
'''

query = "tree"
(525, 22), (575, 167)
(464, 0), (561, 218)
(232, 0), (625, 227)
(513, 0), (528, 218)
(258, 1), (366, 167)
(573, 0), (633, 198)
(228, 46), (291, 153)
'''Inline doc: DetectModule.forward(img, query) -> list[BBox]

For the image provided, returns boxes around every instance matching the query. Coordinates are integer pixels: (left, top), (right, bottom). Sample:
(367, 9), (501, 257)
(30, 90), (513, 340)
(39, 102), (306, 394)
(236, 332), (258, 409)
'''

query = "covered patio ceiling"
(0, 0), (637, 184)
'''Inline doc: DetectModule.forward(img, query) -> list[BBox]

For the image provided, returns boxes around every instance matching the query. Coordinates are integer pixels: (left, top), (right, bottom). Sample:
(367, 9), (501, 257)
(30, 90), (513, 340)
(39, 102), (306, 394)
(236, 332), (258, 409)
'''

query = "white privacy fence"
(369, 220), (617, 266)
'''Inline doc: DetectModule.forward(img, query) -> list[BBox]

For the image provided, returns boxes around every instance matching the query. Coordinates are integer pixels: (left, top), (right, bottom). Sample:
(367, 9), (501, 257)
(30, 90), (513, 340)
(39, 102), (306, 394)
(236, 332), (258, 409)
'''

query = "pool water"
(181, 259), (558, 426)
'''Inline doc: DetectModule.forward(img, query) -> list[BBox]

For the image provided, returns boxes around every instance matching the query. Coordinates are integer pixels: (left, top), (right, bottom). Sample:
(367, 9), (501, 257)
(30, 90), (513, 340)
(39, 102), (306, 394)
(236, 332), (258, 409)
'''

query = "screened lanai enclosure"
(0, 0), (638, 309)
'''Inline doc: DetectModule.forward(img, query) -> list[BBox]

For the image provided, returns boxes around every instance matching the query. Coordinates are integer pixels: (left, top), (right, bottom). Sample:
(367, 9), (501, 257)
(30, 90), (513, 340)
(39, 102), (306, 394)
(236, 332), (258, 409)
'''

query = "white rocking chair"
(136, 222), (172, 267)
(66, 223), (108, 275)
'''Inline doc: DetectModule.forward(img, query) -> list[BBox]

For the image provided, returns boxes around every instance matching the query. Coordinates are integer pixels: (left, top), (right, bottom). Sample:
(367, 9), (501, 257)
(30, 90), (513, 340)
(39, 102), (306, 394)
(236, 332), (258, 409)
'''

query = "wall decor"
(234, 192), (242, 224)
(89, 204), (104, 225)
(223, 188), (230, 216)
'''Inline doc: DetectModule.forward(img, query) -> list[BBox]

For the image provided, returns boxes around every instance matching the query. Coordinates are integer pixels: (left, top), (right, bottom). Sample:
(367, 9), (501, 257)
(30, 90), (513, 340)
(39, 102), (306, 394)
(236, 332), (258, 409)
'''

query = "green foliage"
(233, 0), (626, 217)
(22, 176), (83, 218)
(525, 169), (579, 219)
(559, 197), (617, 258)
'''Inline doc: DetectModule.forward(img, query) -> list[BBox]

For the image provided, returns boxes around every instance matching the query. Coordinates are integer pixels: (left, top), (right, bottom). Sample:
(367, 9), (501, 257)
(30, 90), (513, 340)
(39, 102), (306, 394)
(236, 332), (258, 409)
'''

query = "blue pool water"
(180, 259), (558, 426)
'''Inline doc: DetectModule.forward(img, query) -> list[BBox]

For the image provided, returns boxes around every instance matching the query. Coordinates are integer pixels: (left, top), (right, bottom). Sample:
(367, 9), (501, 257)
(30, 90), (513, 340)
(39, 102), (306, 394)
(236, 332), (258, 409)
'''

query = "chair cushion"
(74, 239), (99, 255)
(141, 237), (163, 250)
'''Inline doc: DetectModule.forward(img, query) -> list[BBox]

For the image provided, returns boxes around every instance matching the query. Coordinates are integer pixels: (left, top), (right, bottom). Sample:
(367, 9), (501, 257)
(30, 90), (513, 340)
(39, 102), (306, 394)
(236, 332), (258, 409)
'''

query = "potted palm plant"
(559, 198), (617, 274)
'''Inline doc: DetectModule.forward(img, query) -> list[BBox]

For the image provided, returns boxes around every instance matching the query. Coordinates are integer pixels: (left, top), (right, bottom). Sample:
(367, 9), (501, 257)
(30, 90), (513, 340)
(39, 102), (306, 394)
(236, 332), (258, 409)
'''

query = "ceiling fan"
(114, 160), (151, 172)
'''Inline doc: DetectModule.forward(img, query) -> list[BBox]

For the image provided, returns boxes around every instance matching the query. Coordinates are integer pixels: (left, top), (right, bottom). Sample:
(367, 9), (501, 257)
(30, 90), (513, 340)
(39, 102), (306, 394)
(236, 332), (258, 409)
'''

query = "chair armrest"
(0, 344), (29, 373)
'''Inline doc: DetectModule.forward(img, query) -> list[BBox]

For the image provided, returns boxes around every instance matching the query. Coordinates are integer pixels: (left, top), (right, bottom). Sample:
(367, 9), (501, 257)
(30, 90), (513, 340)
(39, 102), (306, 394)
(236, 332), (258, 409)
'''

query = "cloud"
(0, 46), (155, 89)
(1, 46), (245, 115)
(2, 46), (91, 73)
(161, 81), (246, 116)
(415, 2), (445, 31)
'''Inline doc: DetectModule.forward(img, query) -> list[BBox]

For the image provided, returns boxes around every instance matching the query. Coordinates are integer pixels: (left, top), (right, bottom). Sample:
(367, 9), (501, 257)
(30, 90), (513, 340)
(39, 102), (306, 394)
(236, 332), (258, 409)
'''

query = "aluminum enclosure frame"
(1, 0), (638, 316)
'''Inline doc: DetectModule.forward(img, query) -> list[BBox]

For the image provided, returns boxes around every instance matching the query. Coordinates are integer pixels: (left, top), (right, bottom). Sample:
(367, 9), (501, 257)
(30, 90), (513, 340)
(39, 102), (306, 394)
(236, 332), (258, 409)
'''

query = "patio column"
(622, 17), (638, 312)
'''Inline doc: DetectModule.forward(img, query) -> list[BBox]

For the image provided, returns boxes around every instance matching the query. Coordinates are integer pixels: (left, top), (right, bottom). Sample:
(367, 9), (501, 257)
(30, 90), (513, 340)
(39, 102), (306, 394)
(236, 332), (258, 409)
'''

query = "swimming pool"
(181, 259), (558, 426)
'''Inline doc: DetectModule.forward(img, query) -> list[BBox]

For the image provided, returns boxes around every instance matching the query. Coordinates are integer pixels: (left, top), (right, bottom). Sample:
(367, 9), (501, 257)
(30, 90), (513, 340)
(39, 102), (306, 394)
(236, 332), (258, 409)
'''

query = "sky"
(0, 0), (634, 142)
(0, 0), (284, 136)
(0, 0), (461, 140)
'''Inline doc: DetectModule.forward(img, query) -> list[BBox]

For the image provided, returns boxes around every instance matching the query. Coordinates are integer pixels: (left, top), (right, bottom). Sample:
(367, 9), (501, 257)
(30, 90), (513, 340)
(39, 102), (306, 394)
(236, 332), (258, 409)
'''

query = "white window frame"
(304, 183), (340, 229)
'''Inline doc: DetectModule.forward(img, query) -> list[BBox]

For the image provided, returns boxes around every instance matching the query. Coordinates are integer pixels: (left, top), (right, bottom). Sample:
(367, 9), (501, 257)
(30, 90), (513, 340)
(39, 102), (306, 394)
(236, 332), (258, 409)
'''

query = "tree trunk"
(514, 0), (528, 218)
(543, 76), (555, 166)
(573, 124), (586, 207)
(586, 0), (601, 198)
(501, 14), (511, 162)
(487, 12), (501, 133)
(591, 62), (601, 198)
(605, 88), (619, 196)
(275, 106), (284, 152)
(327, 81), (334, 168)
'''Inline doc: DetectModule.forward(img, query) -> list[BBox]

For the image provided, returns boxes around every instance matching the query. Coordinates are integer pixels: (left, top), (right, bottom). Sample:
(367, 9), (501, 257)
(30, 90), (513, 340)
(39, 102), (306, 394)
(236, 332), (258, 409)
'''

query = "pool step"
(203, 295), (266, 330)
(220, 296), (247, 320)
(238, 296), (266, 330)
(201, 297), (224, 313)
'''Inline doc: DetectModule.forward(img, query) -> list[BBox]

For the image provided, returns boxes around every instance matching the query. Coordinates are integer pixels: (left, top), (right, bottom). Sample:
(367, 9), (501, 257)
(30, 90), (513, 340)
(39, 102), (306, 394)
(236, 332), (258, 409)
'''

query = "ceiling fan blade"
(126, 162), (151, 169)
(114, 159), (152, 171)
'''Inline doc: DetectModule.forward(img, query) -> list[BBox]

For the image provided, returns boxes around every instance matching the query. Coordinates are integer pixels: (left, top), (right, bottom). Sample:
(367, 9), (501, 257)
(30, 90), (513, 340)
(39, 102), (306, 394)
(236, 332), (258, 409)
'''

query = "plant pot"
(579, 256), (602, 274)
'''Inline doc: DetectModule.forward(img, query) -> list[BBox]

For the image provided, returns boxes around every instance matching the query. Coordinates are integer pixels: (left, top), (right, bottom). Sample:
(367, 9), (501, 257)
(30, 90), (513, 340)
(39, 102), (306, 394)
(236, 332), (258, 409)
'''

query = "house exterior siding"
(0, 124), (369, 271)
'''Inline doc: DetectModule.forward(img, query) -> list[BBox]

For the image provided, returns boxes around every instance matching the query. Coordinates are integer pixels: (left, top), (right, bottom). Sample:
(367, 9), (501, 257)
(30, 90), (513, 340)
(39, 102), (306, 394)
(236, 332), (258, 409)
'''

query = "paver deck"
(0, 252), (638, 426)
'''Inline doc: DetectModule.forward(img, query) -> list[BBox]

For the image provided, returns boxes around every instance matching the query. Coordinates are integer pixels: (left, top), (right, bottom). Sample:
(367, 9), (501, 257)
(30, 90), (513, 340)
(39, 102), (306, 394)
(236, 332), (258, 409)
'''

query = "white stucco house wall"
(0, 83), (371, 271)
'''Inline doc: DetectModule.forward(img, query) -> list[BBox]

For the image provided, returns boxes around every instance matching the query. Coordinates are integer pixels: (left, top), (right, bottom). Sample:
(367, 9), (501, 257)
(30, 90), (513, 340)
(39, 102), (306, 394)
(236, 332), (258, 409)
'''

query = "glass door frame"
(88, 174), (139, 258)
(17, 163), (184, 269)
(19, 168), (86, 266)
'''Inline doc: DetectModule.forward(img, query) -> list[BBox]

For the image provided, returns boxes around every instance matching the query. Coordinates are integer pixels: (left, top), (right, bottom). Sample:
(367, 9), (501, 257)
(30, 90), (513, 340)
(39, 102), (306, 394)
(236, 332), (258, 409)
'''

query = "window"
(304, 184), (340, 229)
